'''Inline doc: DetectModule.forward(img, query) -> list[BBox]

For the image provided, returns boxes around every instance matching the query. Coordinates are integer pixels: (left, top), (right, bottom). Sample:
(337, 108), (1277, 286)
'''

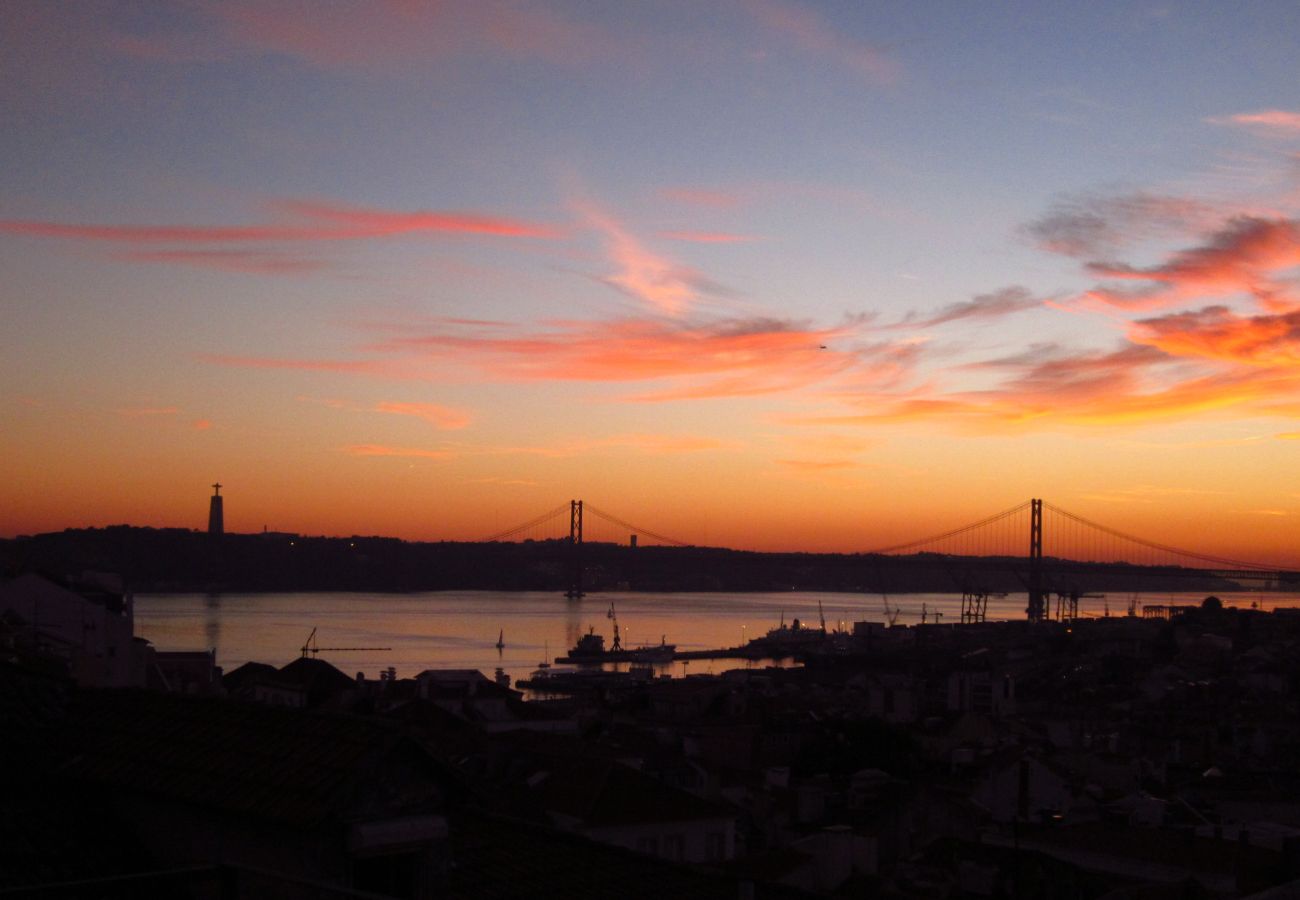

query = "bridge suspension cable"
(480, 503), (571, 543)
(583, 503), (693, 547)
(865, 500), (1032, 556)
(1041, 501), (1285, 572)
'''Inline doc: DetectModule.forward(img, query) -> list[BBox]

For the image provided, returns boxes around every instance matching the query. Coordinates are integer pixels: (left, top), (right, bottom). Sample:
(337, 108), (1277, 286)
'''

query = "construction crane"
(606, 602), (622, 651)
(300, 627), (392, 658)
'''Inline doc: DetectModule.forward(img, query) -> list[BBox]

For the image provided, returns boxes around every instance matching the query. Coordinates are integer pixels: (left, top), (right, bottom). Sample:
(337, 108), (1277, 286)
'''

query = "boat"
(555, 612), (677, 665)
(537, 640), (551, 670)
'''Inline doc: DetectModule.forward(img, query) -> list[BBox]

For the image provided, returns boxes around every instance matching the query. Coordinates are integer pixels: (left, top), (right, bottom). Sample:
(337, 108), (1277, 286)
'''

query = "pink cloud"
(374, 401), (471, 430)
(657, 230), (758, 244)
(575, 201), (727, 316)
(209, 1), (621, 72)
(744, 0), (897, 82)
(658, 187), (742, 209)
(116, 248), (329, 274)
(0, 198), (560, 246)
(1208, 109), (1300, 135)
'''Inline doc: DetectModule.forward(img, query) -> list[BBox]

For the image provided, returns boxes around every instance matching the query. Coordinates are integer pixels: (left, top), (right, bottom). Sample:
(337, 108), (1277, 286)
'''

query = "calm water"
(134, 590), (1300, 683)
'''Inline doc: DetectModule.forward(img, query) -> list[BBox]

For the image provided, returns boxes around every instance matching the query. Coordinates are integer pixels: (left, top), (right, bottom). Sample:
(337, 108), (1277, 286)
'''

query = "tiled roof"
(58, 689), (437, 828)
(446, 812), (812, 900)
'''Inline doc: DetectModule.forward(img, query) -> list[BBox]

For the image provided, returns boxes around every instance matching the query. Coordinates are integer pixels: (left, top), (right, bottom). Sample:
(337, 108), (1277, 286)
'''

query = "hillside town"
(5, 569), (1300, 898)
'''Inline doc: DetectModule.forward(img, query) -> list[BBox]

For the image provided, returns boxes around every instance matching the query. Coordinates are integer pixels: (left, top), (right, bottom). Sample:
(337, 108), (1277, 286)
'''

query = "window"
(663, 833), (684, 861)
(706, 831), (725, 861)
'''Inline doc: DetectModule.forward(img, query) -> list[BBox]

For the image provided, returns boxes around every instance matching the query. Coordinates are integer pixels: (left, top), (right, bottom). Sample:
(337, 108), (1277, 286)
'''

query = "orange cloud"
(808, 337), (1300, 431)
(192, 419), (213, 431)
(1085, 217), (1300, 309)
(1208, 109), (1300, 135)
(745, 0), (897, 82)
(487, 434), (735, 458)
(1129, 306), (1300, 367)
(374, 401), (471, 430)
(778, 459), (858, 471)
(376, 315), (868, 400)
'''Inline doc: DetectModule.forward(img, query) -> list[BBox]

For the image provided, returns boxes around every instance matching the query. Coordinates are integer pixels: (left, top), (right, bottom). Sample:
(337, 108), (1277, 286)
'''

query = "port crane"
(299, 627), (392, 658)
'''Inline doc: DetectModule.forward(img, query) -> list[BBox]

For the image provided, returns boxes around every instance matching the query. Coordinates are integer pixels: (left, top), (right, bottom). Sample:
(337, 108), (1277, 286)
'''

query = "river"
(133, 589), (1300, 683)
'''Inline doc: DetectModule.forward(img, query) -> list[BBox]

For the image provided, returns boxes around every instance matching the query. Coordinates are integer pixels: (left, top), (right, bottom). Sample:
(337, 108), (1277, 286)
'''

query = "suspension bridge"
(481, 498), (1298, 619)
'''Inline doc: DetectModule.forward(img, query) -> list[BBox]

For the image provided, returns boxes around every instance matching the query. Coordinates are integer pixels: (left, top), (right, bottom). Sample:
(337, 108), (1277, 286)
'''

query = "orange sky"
(2, 3), (1298, 567)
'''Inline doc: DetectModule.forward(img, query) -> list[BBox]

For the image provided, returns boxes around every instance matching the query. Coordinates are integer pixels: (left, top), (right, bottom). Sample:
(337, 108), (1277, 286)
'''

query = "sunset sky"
(3, 2), (1299, 564)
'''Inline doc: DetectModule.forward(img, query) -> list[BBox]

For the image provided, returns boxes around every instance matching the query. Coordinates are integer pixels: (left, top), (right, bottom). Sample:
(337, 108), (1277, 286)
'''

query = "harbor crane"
(300, 627), (392, 658)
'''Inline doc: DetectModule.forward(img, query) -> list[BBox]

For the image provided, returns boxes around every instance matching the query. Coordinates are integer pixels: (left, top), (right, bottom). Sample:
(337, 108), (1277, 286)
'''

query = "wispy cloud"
(116, 406), (179, 418)
(115, 248), (329, 274)
(657, 230), (758, 244)
(744, 0), (897, 82)
(487, 434), (736, 457)
(778, 458), (858, 471)
(0, 198), (560, 247)
(1207, 109), (1300, 136)
(372, 315), (865, 401)
(575, 200), (727, 316)
(888, 286), (1043, 329)
(298, 396), (471, 428)
(342, 444), (453, 459)
(110, 2), (623, 72)
(374, 401), (471, 430)
(658, 187), (742, 209)
(1024, 191), (1219, 259)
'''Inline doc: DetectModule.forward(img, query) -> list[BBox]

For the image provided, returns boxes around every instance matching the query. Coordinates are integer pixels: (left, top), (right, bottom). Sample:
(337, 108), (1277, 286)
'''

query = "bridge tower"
(566, 500), (585, 599)
(1026, 498), (1045, 622)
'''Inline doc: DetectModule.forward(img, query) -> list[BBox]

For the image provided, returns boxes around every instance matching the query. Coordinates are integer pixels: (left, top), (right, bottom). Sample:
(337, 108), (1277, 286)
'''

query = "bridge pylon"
(566, 500), (585, 599)
(1026, 498), (1046, 622)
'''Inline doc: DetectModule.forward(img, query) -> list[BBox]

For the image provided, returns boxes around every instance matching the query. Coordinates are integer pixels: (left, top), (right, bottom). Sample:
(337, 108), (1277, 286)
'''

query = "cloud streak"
(1207, 109), (1300, 136)
(575, 201), (727, 316)
(744, 0), (897, 82)
(888, 287), (1042, 329)
(0, 198), (560, 248)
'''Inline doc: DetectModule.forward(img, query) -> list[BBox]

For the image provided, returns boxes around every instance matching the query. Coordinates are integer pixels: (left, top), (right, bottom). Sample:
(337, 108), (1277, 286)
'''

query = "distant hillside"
(0, 526), (1244, 595)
